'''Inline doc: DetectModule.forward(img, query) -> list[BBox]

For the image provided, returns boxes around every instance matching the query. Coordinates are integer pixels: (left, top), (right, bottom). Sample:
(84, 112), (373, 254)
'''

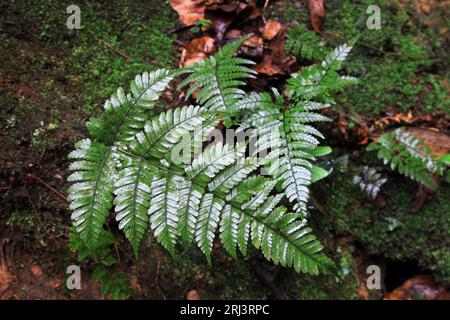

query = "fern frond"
(286, 24), (326, 61)
(353, 166), (387, 199)
(68, 69), (174, 248)
(179, 38), (257, 111)
(87, 69), (174, 144)
(148, 174), (182, 254)
(131, 105), (217, 161)
(177, 180), (204, 247)
(195, 193), (224, 263)
(68, 139), (116, 246)
(368, 128), (448, 190)
(186, 141), (246, 185)
(114, 157), (154, 255)
(251, 210), (333, 274)
(238, 91), (329, 214)
(219, 204), (240, 257)
(287, 43), (355, 102)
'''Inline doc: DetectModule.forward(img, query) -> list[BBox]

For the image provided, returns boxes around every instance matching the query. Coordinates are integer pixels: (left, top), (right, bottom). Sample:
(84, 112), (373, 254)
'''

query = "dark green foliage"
(93, 268), (133, 300)
(286, 24), (326, 61)
(69, 227), (133, 299)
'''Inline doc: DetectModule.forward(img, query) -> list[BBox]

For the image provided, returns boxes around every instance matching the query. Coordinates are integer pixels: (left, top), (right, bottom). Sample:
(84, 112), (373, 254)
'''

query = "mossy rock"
(286, 0), (450, 115)
(313, 165), (450, 285)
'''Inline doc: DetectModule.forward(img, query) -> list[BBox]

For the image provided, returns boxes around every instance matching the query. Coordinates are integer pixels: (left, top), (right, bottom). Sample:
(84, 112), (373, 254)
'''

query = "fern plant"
(367, 128), (450, 190)
(232, 42), (357, 215)
(68, 37), (356, 275)
(286, 24), (326, 61)
(352, 166), (387, 199)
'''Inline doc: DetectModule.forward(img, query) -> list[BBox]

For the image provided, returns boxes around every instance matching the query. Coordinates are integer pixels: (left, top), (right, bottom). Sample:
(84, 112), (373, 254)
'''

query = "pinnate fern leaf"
(67, 38), (359, 275)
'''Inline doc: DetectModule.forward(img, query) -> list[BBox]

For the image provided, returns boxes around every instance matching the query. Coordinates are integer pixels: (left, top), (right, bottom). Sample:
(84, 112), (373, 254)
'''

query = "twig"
(105, 224), (121, 264)
(0, 238), (6, 269)
(100, 40), (133, 63)
(155, 258), (167, 300)
(31, 174), (68, 203)
(165, 24), (194, 36)
(262, 0), (271, 23)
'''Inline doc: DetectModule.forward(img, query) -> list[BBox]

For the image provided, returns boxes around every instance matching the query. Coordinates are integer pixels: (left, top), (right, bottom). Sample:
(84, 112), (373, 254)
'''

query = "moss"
(286, 0), (450, 115)
(67, 1), (177, 110)
(279, 248), (360, 300)
(1, 0), (177, 112)
(314, 163), (450, 284)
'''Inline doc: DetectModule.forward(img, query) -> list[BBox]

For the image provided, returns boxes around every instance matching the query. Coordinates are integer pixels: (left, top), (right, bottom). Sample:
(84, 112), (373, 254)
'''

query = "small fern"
(353, 166), (387, 199)
(367, 128), (449, 190)
(234, 43), (357, 215)
(286, 24), (326, 61)
(68, 38), (357, 275)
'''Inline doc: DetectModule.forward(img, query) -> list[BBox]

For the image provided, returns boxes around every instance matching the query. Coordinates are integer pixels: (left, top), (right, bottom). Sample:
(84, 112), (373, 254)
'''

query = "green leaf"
(311, 165), (330, 183)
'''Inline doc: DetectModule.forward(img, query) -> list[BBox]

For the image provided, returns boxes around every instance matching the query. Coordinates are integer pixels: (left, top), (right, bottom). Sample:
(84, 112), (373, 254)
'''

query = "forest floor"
(0, 0), (449, 300)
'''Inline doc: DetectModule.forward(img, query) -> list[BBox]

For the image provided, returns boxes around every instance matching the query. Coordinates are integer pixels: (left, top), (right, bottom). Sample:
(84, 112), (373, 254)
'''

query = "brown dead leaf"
(129, 274), (141, 291)
(205, 10), (235, 41)
(187, 289), (201, 300)
(263, 20), (284, 40)
(170, 0), (206, 26)
(358, 282), (369, 300)
(308, 0), (325, 32)
(254, 54), (282, 76)
(254, 21), (296, 76)
(385, 275), (447, 300)
(205, 1), (259, 40)
(405, 128), (450, 158)
(180, 36), (217, 67)
(0, 266), (11, 295)
(410, 179), (438, 213)
(241, 34), (264, 59)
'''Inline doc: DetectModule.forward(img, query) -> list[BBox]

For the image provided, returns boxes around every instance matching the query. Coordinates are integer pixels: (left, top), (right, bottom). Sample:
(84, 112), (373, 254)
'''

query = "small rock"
(31, 265), (44, 277)
(187, 289), (201, 300)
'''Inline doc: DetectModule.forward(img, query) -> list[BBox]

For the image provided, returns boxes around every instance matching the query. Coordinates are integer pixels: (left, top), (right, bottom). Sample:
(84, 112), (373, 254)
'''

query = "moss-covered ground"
(286, 0), (450, 115)
(0, 0), (448, 299)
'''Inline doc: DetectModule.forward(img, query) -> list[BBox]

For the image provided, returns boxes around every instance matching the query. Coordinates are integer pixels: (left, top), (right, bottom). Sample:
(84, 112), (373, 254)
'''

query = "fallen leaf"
(308, 0), (325, 32)
(180, 36), (217, 67)
(205, 1), (259, 40)
(254, 22), (296, 76)
(129, 274), (141, 291)
(358, 282), (369, 300)
(263, 20), (284, 40)
(385, 275), (447, 300)
(241, 34), (264, 59)
(0, 266), (11, 295)
(170, 0), (206, 26)
(254, 54), (282, 76)
(405, 128), (450, 158)
(187, 289), (201, 300)
(205, 9), (235, 40)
